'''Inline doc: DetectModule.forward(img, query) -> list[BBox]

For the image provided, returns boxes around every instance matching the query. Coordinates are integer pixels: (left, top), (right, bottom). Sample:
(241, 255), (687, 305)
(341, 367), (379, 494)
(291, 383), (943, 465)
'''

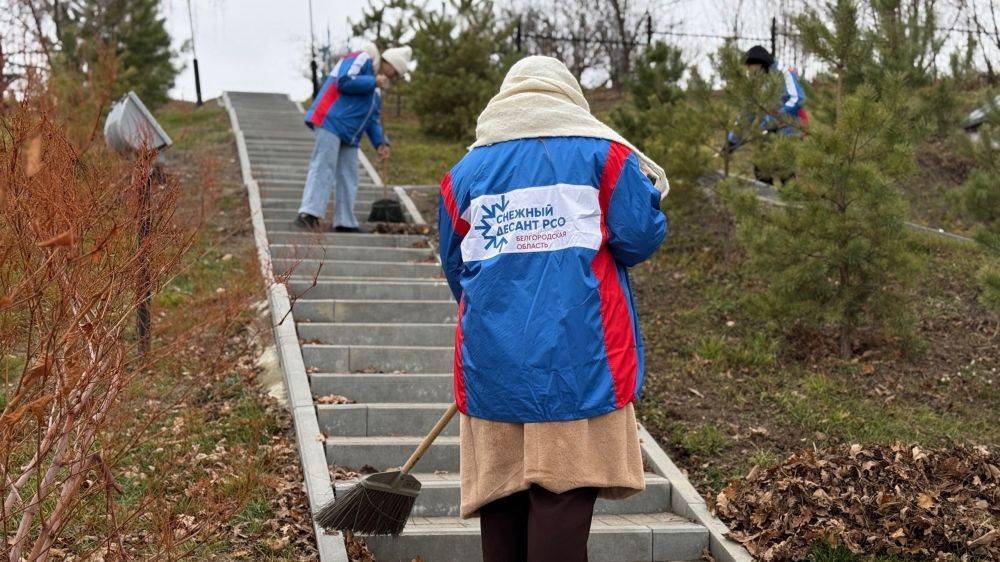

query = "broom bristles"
(316, 482), (417, 536)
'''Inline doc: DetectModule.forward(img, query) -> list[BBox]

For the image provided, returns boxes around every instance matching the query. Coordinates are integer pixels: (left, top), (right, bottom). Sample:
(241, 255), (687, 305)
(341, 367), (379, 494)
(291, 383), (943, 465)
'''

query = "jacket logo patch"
(475, 194), (511, 251)
(461, 184), (602, 262)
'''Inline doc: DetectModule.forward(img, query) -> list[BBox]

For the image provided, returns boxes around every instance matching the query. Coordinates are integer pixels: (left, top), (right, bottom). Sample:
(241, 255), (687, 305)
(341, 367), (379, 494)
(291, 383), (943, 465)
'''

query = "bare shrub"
(0, 82), (198, 558)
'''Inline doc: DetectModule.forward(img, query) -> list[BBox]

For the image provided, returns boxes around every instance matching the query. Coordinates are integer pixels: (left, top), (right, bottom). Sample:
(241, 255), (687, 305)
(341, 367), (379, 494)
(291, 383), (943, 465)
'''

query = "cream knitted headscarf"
(471, 56), (669, 198)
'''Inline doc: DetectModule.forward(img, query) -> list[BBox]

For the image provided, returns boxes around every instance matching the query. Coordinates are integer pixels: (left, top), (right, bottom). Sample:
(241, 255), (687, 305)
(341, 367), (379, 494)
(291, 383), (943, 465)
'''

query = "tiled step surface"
(365, 514), (709, 562)
(286, 280), (451, 300)
(302, 344), (453, 373)
(310, 373), (454, 403)
(298, 322), (454, 346)
(226, 91), (716, 562)
(325, 435), (461, 472)
(332, 471), (674, 518)
(272, 258), (445, 279)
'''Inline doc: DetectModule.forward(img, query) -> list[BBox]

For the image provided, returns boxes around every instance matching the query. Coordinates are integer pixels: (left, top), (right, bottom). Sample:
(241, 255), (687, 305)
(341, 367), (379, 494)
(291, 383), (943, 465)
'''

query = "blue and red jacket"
(304, 51), (386, 148)
(439, 137), (667, 423)
(728, 62), (807, 144)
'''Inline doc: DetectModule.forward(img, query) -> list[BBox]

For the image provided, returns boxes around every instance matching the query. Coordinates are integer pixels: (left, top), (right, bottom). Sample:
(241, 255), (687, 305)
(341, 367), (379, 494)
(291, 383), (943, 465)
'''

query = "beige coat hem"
(459, 403), (646, 518)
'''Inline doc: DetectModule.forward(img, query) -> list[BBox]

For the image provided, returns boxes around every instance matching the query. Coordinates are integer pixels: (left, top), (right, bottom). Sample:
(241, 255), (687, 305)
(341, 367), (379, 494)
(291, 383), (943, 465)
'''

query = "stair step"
(271, 244), (433, 262)
(262, 208), (374, 224)
(256, 177), (376, 185)
(294, 299), (456, 323)
(363, 513), (708, 562)
(302, 344), (452, 373)
(256, 180), (379, 189)
(267, 231), (426, 247)
(317, 403), (458, 437)
(242, 133), (312, 141)
(325, 435), (460, 472)
(257, 180), (379, 189)
(286, 279), (448, 301)
(298, 322), (454, 346)
(261, 197), (382, 209)
(332, 471), (672, 518)
(259, 187), (381, 198)
(310, 373), (453, 403)
(273, 258), (444, 279)
(259, 191), (382, 202)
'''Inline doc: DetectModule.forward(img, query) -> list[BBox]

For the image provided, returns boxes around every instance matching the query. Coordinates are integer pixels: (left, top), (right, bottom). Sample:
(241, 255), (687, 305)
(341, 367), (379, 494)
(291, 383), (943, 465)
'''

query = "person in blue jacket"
(295, 44), (412, 232)
(726, 45), (807, 184)
(440, 56), (668, 561)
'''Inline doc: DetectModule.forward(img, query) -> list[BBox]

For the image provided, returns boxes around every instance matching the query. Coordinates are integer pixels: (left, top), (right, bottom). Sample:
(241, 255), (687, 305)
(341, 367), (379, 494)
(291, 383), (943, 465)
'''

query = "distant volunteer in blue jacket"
(295, 43), (412, 232)
(726, 45), (807, 184)
(439, 56), (668, 562)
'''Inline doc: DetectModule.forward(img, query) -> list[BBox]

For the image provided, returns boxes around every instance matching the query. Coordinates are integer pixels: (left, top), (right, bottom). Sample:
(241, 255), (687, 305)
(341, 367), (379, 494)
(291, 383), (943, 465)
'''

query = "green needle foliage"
(726, 83), (918, 358)
(960, 96), (1000, 309)
(795, 0), (868, 119)
(53, 0), (178, 109)
(351, 0), (415, 51)
(408, 0), (514, 140)
(667, 41), (783, 181)
(610, 42), (713, 200)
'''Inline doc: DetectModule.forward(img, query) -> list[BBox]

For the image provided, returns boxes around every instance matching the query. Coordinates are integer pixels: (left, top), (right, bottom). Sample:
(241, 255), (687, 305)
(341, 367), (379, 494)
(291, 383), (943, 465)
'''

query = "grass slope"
(91, 100), (317, 558)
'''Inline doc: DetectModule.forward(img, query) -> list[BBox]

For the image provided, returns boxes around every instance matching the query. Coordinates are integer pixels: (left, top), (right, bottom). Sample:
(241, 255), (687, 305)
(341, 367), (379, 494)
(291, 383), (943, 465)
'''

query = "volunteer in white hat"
(297, 44), (413, 232)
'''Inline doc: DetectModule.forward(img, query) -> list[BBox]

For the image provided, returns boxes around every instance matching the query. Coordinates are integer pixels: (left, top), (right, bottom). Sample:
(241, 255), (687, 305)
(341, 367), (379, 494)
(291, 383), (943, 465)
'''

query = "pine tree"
(961, 96), (1000, 309)
(350, 0), (416, 52)
(726, 82), (918, 357)
(408, 0), (514, 140)
(610, 42), (684, 140)
(865, 0), (945, 89)
(53, 0), (178, 108)
(795, 0), (868, 118)
(609, 41), (713, 197)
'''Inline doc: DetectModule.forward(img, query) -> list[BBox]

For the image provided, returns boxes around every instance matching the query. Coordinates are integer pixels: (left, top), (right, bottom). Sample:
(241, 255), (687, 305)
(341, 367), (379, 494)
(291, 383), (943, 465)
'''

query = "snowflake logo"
(475, 195), (510, 251)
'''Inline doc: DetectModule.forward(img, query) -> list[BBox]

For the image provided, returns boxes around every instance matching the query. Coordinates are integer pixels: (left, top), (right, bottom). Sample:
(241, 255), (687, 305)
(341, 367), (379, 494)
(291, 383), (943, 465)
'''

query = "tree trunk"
(838, 320), (852, 358)
(839, 261), (852, 358)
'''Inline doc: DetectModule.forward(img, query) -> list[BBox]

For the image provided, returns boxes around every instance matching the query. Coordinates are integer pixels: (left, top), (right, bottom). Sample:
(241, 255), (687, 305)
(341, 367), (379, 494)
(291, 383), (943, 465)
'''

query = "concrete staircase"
(223, 91), (750, 562)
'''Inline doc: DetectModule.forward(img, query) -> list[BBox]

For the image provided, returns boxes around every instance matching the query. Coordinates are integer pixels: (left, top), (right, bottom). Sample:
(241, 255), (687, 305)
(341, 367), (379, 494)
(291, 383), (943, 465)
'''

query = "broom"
(315, 403), (459, 535)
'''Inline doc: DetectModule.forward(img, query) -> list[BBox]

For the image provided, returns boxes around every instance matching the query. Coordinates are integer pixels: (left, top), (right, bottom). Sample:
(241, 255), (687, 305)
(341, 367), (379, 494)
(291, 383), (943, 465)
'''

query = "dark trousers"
(480, 485), (599, 562)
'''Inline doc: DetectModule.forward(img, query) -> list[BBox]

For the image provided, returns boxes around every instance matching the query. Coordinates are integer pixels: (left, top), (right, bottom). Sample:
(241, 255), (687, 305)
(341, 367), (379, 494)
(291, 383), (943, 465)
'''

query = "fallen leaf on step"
(315, 394), (354, 404)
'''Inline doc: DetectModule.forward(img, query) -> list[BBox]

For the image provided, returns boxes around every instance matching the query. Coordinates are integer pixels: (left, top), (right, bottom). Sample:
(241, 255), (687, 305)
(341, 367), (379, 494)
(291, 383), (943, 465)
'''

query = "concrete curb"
(394, 185), (427, 226)
(357, 149), (384, 187)
(223, 92), (349, 562)
(638, 426), (752, 562)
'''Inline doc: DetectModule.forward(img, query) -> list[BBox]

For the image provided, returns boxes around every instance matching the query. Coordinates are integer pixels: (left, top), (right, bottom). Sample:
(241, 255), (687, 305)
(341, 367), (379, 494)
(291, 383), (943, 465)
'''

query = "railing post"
(770, 16), (777, 56)
(516, 16), (523, 52)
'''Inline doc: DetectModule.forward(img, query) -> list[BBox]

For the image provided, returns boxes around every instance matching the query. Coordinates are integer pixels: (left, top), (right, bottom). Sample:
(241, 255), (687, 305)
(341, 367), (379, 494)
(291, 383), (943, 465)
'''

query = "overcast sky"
(163, 0), (369, 102)
(162, 0), (793, 102)
(161, 1), (989, 103)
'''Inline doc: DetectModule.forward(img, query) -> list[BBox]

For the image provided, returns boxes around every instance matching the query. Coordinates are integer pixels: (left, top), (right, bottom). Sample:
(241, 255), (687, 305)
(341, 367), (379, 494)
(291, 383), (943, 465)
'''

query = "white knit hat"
(381, 46), (412, 77)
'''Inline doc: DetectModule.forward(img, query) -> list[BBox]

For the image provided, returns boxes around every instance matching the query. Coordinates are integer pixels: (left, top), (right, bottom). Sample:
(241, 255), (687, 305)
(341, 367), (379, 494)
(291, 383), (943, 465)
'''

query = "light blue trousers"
(298, 127), (360, 228)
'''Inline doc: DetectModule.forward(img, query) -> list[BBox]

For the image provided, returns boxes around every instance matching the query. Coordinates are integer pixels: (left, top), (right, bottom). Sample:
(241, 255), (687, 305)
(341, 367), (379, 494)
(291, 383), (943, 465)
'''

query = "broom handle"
(400, 403), (459, 475)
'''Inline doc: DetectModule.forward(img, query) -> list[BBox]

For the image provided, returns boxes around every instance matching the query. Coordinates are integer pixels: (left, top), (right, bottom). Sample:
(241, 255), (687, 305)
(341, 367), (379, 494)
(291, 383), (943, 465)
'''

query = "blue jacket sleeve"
(337, 53), (377, 95)
(605, 153), (667, 267)
(366, 92), (386, 148)
(779, 66), (805, 117)
(438, 174), (465, 301)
